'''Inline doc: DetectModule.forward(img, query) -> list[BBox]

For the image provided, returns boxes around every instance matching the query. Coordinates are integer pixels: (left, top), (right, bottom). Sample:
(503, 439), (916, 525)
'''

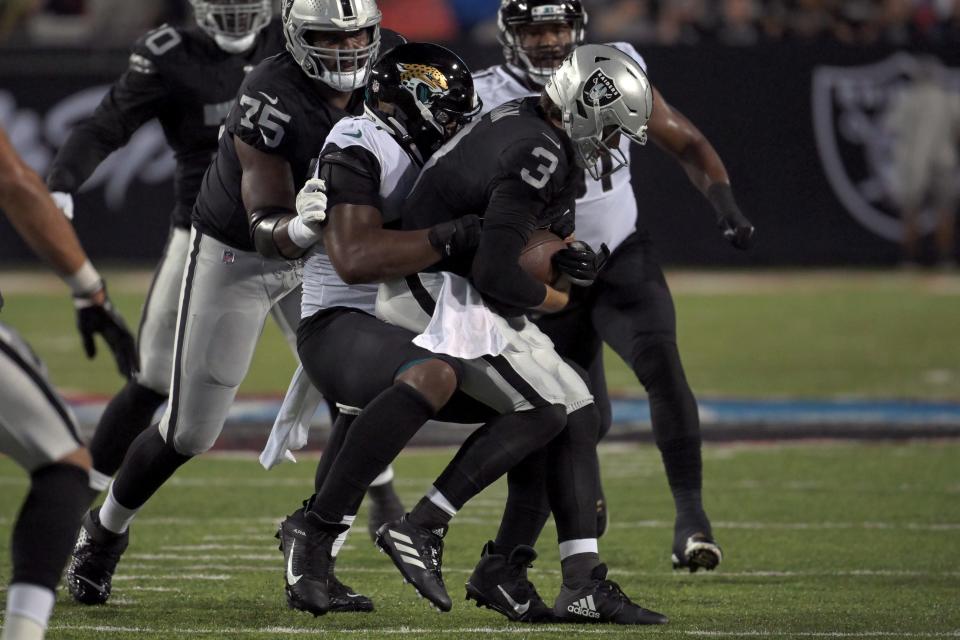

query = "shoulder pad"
(606, 41), (648, 74)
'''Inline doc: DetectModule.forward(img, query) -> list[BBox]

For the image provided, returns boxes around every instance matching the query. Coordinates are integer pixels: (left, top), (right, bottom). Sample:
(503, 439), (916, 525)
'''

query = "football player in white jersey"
(465, 0), (755, 603)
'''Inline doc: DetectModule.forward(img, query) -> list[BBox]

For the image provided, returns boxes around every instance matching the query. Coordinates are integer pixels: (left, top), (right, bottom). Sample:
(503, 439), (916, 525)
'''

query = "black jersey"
(191, 29), (405, 252)
(403, 97), (579, 312)
(47, 20), (285, 229)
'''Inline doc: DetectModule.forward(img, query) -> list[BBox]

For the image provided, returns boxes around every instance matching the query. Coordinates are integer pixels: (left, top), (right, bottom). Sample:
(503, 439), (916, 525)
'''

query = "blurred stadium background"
(1, 2), (959, 638)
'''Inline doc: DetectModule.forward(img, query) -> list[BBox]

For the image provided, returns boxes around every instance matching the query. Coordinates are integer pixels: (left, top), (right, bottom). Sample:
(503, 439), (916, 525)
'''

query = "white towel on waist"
(259, 364), (324, 470)
(412, 272), (509, 359)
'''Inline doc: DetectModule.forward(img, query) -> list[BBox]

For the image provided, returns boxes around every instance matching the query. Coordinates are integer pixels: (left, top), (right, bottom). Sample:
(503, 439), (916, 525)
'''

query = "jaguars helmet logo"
(583, 69), (622, 107)
(397, 63), (449, 103)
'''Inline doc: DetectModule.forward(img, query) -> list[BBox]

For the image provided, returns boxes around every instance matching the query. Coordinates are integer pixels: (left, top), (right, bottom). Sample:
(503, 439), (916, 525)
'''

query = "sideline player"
(370, 44), (668, 624)
(0, 129), (137, 640)
(467, 0), (755, 592)
(65, 0), (401, 611)
(46, 0), (284, 490)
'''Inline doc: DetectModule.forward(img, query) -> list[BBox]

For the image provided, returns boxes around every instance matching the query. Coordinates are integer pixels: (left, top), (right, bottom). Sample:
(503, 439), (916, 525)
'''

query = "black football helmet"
(498, 0), (587, 85)
(364, 42), (482, 164)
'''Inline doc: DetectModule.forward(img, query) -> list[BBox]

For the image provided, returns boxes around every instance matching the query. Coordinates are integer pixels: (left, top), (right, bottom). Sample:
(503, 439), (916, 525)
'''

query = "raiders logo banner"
(583, 69), (622, 107)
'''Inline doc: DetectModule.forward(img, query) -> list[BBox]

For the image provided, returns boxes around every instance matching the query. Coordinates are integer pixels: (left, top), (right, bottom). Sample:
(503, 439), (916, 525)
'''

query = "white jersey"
(301, 115), (419, 319)
(473, 42), (647, 254)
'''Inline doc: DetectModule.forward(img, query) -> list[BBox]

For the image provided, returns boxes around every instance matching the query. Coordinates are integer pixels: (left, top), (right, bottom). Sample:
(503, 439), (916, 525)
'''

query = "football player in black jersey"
(368, 45), (668, 625)
(467, 0), (755, 587)
(46, 0), (283, 496)
(0, 129), (136, 640)
(65, 0), (402, 612)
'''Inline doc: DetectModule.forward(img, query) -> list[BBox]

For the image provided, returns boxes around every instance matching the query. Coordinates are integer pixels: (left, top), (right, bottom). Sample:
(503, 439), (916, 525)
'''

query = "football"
(519, 229), (566, 284)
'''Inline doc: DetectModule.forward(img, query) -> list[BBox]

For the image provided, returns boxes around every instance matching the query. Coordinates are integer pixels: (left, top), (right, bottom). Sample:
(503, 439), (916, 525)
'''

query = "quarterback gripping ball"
(519, 229), (566, 284)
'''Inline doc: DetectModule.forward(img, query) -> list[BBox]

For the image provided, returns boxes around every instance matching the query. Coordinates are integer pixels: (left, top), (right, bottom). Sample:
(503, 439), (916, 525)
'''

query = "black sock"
(90, 381), (167, 477)
(111, 427), (192, 510)
(311, 383), (434, 522)
(433, 405), (566, 510)
(314, 413), (356, 493)
(12, 463), (93, 589)
(369, 480), (400, 504)
(407, 496), (452, 531)
(659, 436), (709, 534)
(547, 405), (601, 543)
(560, 552), (600, 590)
(494, 448), (551, 552)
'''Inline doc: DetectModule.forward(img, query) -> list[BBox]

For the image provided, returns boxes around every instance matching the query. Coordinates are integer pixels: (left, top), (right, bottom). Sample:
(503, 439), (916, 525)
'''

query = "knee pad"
(633, 341), (700, 442)
(564, 403), (601, 447)
(632, 341), (686, 390)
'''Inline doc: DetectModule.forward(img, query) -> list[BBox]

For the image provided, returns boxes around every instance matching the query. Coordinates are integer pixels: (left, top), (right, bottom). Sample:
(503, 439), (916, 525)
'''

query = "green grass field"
(1, 442), (959, 639)
(2, 269), (960, 399)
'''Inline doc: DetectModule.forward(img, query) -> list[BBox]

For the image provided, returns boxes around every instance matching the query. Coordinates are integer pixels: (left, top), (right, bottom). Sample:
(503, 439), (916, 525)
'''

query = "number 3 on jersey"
(521, 147), (559, 190)
(239, 94), (291, 149)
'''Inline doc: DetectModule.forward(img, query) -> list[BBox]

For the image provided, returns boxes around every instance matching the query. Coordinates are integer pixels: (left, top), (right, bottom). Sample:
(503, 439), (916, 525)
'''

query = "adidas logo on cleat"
(567, 595), (600, 619)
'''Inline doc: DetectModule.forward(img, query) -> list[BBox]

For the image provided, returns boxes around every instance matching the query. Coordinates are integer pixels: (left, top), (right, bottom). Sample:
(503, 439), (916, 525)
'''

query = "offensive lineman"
(370, 44), (668, 624)
(464, 1), (756, 605)
(0, 129), (137, 640)
(46, 0), (285, 493)
(65, 0), (402, 612)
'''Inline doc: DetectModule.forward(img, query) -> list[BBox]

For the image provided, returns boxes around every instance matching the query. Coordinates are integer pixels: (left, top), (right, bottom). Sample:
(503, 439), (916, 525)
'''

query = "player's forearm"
(677, 135), (729, 197)
(534, 284), (569, 313)
(471, 231), (547, 311)
(47, 125), (124, 193)
(2, 164), (91, 276)
(330, 228), (437, 284)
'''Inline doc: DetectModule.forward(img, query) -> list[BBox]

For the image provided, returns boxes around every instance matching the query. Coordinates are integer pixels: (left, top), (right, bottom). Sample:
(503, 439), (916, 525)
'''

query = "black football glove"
(428, 214), (482, 258)
(553, 240), (610, 287)
(708, 183), (755, 250)
(548, 207), (575, 240)
(74, 284), (139, 380)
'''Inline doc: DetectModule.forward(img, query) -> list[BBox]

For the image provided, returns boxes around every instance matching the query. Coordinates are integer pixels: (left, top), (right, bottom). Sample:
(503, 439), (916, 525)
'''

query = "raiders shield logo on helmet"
(583, 69), (622, 107)
(812, 53), (960, 241)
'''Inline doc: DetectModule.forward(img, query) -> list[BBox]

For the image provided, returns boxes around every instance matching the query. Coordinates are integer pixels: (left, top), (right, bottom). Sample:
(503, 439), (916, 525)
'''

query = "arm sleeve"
(470, 177), (547, 310)
(318, 144), (382, 210)
(47, 42), (169, 193)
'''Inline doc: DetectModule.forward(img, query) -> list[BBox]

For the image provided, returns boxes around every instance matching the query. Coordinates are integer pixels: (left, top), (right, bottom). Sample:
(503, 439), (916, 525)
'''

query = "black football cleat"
(465, 541), (553, 622)
(328, 558), (374, 613)
(366, 482), (405, 542)
(375, 516), (451, 612)
(276, 504), (352, 616)
(554, 564), (668, 625)
(66, 508), (129, 605)
(672, 532), (723, 573)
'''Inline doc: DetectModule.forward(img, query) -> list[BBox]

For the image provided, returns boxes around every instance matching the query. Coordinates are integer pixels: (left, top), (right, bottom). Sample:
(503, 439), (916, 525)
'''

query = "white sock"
(369, 465), (394, 487)
(426, 486), (457, 518)
(331, 515), (356, 558)
(558, 538), (599, 560)
(98, 484), (139, 534)
(0, 614), (45, 640)
(3, 583), (54, 640)
(88, 469), (112, 493)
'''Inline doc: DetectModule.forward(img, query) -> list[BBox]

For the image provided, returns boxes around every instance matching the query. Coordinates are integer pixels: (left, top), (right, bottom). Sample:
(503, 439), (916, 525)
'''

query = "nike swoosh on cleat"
(286, 540), (303, 585)
(75, 575), (108, 594)
(497, 585), (530, 615)
(258, 91), (279, 105)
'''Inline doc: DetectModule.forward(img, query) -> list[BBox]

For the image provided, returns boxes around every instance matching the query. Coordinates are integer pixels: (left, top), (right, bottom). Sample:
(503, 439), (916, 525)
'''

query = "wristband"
(64, 260), (103, 297)
(287, 216), (320, 249)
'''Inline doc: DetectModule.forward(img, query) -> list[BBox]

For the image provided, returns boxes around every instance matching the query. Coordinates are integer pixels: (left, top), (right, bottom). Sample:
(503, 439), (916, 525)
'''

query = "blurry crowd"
(2, 0), (960, 47)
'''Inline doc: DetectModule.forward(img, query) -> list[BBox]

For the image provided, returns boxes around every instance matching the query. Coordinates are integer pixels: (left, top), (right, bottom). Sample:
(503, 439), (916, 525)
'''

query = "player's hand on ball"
(74, 283), (139, 379)
(296, 178), (328, 227)
(51, 191), (74, 220)
(718, 210), (755, 250)
(428, 214), (482, 258)
(553, 240), (609, 287)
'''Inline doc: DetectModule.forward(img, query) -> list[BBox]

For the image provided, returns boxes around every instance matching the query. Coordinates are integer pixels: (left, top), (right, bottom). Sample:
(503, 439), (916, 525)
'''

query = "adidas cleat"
(66, 508), (129, 605)
(366, 484), (405, 543)
(277, 504), (353, 616)
(375, 517), (451, 612)
(554, 564), (668, 625)
(671, 532), (722, 573)
(465, 541), (553, 622)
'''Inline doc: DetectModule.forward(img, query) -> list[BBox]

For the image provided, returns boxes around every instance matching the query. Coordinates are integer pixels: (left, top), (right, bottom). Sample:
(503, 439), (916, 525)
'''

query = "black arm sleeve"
(319, 144), (382, 210)
(470, 178), (547, 311)
(47, 48), (168, 193)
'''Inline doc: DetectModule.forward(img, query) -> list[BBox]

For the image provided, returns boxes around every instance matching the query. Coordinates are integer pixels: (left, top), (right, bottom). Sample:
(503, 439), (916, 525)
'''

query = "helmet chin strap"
(214, 32), (257, 53)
